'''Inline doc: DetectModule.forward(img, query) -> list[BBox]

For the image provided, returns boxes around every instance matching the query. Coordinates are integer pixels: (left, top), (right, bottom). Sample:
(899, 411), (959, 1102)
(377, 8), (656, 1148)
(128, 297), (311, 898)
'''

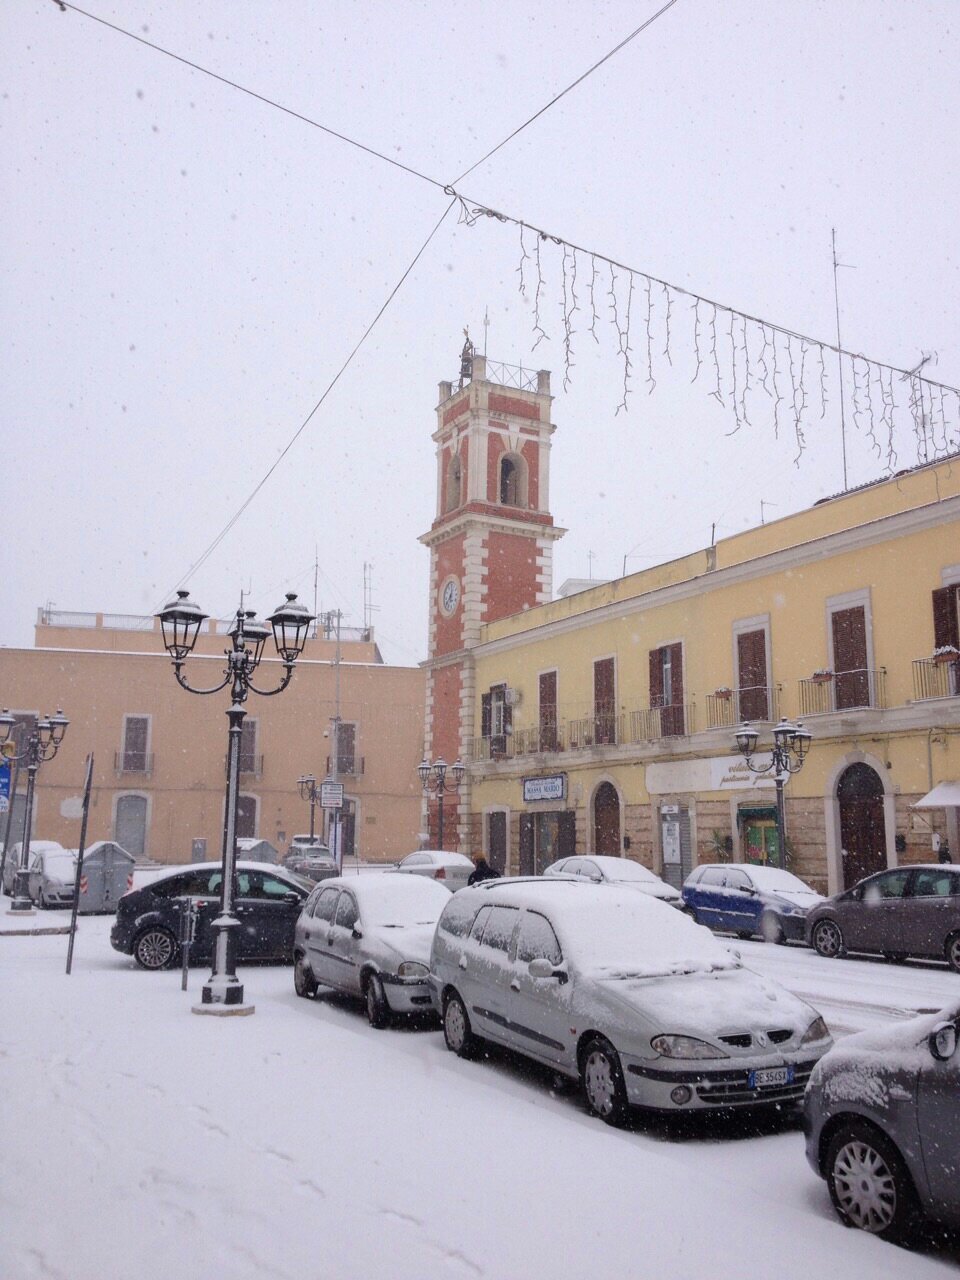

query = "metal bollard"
(179, 897), (198, 991)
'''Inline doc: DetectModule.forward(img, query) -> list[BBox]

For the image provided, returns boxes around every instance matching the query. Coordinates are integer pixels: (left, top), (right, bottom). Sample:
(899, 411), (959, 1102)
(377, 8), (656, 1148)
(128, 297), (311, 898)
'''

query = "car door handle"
(458, 956), (468, 969)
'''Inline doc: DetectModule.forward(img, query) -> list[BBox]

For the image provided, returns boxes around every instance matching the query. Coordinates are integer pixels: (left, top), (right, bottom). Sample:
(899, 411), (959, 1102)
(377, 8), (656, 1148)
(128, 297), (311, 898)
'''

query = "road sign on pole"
(320, 780), (344, 809)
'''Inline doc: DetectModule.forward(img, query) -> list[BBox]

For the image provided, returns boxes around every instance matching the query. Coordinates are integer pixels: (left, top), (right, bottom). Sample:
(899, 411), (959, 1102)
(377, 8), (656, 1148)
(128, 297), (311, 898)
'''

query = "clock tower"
(420, 342), (564, 849)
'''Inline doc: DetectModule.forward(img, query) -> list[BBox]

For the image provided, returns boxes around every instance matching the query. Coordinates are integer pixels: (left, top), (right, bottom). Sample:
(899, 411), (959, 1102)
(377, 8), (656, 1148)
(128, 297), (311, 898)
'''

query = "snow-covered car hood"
(371, 922), (437, 968)
(587, 967), (816, 1042)
(768, 889), (823, 911)
(615, 881), (681, 902)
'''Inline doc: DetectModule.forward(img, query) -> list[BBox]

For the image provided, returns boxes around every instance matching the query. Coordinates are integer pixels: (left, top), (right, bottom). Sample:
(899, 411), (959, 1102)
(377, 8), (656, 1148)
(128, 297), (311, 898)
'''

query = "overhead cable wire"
(449, 0), (682, 185)
(52, 3), (956, 399)
(159, 197), (457, 605)
(54, 2), (448, 192)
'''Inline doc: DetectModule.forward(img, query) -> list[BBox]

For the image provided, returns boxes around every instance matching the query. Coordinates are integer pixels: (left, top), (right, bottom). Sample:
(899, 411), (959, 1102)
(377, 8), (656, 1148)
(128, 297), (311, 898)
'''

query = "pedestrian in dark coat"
(468, 854), (501, 886)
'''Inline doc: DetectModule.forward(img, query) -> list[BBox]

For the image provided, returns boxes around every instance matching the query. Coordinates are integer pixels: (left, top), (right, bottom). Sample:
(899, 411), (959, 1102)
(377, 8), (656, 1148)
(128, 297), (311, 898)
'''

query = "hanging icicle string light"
(451, 191), (958, 467)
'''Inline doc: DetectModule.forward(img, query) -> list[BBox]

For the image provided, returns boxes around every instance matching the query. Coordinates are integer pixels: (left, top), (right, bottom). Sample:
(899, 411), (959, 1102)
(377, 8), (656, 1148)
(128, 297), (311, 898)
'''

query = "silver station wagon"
(429, 879), (832, 1124)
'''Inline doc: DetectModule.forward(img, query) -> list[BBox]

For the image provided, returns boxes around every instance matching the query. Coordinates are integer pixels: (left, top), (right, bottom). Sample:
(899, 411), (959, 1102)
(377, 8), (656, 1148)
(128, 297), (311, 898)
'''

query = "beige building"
(0, 610), (425, 865)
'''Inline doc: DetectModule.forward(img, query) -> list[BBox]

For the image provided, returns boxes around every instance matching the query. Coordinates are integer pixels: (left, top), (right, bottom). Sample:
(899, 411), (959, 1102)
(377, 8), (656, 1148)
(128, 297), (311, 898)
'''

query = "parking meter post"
(0, 755), (22, 899)
(180, 898), (197, 991)
(66, 754), (94, 976)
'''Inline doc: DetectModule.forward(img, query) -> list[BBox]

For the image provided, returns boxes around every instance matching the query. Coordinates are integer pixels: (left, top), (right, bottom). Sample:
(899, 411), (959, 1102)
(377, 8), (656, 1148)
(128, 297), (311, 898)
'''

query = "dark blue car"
(682, 862), (823, 944)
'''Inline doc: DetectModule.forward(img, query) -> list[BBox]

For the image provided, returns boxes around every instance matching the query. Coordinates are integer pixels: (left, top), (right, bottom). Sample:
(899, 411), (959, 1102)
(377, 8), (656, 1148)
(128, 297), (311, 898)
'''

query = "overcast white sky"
(3, 0), (958, 666)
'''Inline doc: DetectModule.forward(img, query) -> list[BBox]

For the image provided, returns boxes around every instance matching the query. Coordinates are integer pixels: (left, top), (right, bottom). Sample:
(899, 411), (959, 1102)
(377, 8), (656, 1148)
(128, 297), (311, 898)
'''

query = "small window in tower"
(446, 454), (462, 511)
(500, 455), (519, 506)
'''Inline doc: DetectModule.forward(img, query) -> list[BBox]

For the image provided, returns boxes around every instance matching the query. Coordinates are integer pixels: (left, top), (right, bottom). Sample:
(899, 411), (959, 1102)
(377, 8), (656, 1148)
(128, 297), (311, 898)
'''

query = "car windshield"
(743, 866), (816, 894)
(557, 893), (739, 979)
(358, 876), (452, 927)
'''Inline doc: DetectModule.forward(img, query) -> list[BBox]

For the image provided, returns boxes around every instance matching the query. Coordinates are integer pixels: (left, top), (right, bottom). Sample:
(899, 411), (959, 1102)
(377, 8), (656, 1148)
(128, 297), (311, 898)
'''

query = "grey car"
(806, 863), (960, 971)
(27, 847), (78, 908)
(293, 873), (452, 1027)
(543, 854), (684, 908)
(429, 879), (832, 1124)
(804, 1001), (960, 1241)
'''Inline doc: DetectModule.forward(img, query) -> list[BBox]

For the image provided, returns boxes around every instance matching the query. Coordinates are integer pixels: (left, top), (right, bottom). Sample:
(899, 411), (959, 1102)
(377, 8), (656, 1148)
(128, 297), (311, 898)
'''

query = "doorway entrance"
(837, 763), (886, 889)
(487, 811), (507, 874)
(519, 810), (576, 875)
(593, 783), (621, 855)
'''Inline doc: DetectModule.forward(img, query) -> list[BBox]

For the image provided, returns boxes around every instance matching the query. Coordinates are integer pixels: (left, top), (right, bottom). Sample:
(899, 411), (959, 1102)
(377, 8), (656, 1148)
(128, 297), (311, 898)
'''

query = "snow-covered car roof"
(721, 863), (818, 894)
(463, 880), (738, 978)
(405, 850), (473, 866)
(145, 860), (302, 885)
(317, 873), (452, 925)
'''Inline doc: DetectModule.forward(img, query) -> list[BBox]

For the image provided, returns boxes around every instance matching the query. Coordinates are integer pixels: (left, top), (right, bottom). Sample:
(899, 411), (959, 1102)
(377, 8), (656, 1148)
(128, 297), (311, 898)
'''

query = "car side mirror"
(929, 1021), (958, 1062)
(282, 892), (301, 904)
(351, 925), (363, 940)
(588, 874), (602, 883)
(528, 957), (567, 983)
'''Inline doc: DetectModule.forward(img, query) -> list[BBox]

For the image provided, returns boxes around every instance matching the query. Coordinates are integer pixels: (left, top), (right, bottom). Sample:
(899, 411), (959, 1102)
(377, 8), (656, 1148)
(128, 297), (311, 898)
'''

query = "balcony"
(114, 750), (154, 776)
(706, 686), (780, 729)
(913, 656), (960, 701)
(632, 703), (695, 740)
(798, 669), (886, 716)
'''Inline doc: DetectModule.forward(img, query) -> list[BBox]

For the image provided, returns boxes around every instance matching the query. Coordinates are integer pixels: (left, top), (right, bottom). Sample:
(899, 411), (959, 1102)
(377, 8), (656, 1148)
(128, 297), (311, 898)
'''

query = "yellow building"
(463, 455), (960, 894)
(0, 610), (425, 865)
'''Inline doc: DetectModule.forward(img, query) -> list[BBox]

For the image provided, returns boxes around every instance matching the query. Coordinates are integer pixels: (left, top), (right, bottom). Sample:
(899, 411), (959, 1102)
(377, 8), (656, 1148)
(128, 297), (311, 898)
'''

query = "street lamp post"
(735, 718), (811, 869)
(0, 708), (69, 914)
(417, 756), (465, 850)
(157, 589), (313, 1013)
(297, 774), (319, 842)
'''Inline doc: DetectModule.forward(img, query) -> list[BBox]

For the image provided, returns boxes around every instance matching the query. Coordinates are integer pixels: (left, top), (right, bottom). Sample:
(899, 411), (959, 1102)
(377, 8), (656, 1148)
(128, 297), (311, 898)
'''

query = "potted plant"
(714, 686), (733, 701)
(811, 668), (834, 684)
(932, 645), (960, 665)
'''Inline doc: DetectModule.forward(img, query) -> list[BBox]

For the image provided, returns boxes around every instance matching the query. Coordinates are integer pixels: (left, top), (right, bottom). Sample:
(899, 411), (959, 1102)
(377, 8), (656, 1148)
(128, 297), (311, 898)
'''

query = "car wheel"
(443, 991), (478, 1058)
(812, 918), (845, 959)
(945, 932), (960, 974)
(365, 975), (389, 1029)
(826, 1119), (920, 1242)
(133, 927), (178, 971)
(581, 1037), (630, 1127)
(294, 955), (318, 998)
(760, 911), (785, 945)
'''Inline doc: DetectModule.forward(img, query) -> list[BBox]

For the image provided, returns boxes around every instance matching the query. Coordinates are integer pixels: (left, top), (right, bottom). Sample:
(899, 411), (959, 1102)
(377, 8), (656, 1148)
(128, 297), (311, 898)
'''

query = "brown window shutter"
(669, 643), (684, 707)
(649, 649), (664, 708)
(933, 586), (960, 649)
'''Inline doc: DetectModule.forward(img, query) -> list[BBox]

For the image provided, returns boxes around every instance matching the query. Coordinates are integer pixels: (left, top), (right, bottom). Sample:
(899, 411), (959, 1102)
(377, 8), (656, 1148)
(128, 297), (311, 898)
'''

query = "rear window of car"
(479, 905), (519, 953)
(438, 893), (479, 937)
(912, 869), (960, 898)
(314, 888), (340, 922)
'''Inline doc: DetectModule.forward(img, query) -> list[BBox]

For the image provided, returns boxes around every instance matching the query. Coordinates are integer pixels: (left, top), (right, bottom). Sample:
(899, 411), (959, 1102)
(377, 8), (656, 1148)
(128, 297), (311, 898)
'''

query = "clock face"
(440, 575), (461, 616)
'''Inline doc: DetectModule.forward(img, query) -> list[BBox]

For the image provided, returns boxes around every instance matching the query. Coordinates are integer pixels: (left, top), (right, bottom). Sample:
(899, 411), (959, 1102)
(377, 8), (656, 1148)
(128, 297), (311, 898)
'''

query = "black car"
(111, 860), (311, 970)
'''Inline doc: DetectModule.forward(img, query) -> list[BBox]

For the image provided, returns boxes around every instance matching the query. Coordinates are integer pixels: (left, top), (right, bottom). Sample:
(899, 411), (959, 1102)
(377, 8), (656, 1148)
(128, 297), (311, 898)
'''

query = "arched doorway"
(837, 763), (886, 889)
(593, 782), (621, 855)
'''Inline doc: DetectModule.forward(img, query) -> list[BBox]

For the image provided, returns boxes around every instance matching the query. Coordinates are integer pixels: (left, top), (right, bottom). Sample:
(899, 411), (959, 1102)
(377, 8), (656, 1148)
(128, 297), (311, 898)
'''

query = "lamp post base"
(192, 1002), (255, 1017)
(7, 900), (36, 916)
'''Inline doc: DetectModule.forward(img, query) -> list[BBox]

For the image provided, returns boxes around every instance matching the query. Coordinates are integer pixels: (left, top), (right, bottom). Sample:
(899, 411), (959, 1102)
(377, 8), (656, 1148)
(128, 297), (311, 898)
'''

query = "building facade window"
(120, 714), (150, 773)
(538, 670), (558, 751)
(237, 793), (258, 839)
(446, 452), (462, 512)
(239, 718), (259, 775)
(481, 684), (511, 758)
(593, 657), (617, 745)
(735, 627), (769, 721)
(498, 452), (527, 507)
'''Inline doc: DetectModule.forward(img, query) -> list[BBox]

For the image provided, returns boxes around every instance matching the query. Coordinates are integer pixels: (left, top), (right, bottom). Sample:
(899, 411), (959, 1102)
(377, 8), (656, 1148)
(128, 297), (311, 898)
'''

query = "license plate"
(749, 1066), (793, 1089)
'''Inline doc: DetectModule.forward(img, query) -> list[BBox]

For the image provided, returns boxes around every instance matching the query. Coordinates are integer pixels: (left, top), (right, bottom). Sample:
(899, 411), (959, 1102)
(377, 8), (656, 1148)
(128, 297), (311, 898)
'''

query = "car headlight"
(651, 1034), (728, 1060)
(397, 961), (429, 978)
(798, 1016), (830, 1047)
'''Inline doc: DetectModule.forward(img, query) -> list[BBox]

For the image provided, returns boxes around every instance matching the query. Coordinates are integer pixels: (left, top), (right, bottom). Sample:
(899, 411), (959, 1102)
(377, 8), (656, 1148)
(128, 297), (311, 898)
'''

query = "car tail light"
(435, 867), (446, 880)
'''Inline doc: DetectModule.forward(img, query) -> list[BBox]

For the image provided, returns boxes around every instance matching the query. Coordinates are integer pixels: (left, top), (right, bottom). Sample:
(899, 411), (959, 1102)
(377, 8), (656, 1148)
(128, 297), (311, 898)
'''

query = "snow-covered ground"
(1, 915), (957, 1280)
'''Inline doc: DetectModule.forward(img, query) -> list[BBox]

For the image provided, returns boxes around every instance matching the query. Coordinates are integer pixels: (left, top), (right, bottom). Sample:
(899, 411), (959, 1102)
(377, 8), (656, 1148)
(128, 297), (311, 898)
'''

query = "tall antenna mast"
(832, 228), (851, 491)
(483, 306), (490, 357)
(313, 546), (319, 638)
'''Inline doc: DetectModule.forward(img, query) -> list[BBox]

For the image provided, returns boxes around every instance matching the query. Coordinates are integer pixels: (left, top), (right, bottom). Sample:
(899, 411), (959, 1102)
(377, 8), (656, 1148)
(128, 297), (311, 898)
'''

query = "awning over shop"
(913, 781), (960, 808)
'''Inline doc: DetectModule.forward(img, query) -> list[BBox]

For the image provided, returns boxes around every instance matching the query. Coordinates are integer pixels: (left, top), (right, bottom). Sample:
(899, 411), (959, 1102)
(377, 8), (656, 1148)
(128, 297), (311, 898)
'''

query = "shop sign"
(647, 755), (776, 795)
(522, 774), (566, 803)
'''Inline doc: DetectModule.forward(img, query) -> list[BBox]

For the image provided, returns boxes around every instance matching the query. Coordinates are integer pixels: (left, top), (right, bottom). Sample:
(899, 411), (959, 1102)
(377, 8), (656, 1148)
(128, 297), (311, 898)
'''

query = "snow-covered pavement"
(1, 916), (956, 1280)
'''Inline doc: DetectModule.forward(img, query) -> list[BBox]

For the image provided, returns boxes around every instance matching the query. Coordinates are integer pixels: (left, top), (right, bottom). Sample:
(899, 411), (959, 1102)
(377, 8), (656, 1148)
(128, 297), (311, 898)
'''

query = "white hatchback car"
(393, 849), (474, 891)
(430, 879), (832, 1124)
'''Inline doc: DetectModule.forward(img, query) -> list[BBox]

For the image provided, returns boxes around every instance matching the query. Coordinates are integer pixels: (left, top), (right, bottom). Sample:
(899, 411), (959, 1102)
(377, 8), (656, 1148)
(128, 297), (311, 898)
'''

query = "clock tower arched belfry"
(420, 345), (565, 850)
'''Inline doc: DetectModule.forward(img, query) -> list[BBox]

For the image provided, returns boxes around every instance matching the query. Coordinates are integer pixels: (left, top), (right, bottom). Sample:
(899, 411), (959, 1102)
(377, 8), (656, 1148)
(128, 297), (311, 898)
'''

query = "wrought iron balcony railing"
(912, 657), (960, 701)
(706, 685), (779, 729)
(798, 668), (886, 716)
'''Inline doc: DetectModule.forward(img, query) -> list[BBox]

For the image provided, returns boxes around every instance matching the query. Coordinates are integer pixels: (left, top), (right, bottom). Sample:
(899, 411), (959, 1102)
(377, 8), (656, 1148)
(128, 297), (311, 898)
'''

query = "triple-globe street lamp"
(157, 589), (313, 1013)
(0, 708), (69, 914)
(735, 717), (811, 869)
(417, 756), (465, 850)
